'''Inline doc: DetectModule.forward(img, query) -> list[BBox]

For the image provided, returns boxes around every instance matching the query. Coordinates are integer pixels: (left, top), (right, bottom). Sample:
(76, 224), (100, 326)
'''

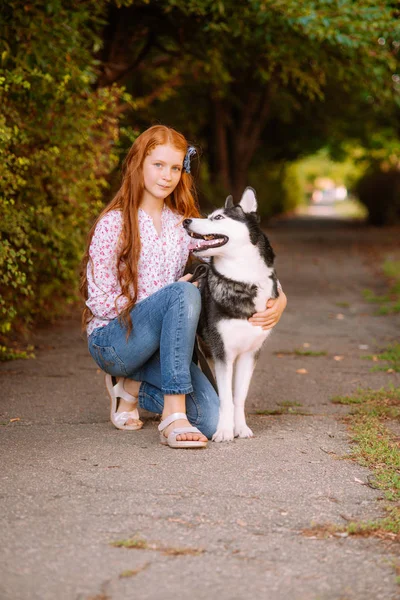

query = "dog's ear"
(239, 187), (257, 213)
(225, 195), (234, 209)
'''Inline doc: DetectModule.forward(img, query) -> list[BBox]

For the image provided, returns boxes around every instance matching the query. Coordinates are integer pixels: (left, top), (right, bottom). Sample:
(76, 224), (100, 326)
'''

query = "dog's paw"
(234, 424), (254, 439)
(212, 428), (235, 443)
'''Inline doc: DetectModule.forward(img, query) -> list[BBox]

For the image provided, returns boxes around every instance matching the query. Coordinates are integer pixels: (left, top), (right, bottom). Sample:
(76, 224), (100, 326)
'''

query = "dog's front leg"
(233, 351), (256, 438)
(212, 360), (234, 442)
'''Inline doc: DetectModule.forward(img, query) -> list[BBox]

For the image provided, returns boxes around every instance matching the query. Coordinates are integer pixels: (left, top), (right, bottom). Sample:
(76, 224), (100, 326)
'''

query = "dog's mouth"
(187, 231), (228, 251)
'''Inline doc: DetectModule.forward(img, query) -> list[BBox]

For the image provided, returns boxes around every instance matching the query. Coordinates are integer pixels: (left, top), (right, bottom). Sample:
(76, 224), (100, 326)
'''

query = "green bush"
(0, 1), (125, 343)
(355, 168), (400, 226)
(197, 161), (302, 219)
(248, 162), (303, 220)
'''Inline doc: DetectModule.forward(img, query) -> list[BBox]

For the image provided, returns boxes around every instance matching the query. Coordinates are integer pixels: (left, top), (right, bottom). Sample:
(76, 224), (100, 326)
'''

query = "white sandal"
(158, 412), (208, 449)
(105, 374), (143, 431)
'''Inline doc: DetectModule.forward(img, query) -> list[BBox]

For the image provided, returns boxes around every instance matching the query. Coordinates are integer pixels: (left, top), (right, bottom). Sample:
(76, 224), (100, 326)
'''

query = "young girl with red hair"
(81, 125), (287, 449)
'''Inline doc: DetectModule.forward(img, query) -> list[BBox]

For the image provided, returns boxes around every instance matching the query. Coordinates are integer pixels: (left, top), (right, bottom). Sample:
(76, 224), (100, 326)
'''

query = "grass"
(303, 511), (400, 540)
(362, 343), (400, 373)
(111, 535), (204, 556)
(303, 387), (400, 552)
(119, 562), (150, 578)
(363, 255), (400, 315)
(274, 349), (327, 357)
(296, 349), (326, 357)
(256, 401), (308, 416)
(329, 387), (400, 536)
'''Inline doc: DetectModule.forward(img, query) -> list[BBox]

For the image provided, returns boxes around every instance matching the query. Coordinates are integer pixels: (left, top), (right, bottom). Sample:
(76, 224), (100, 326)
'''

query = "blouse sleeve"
(86, 212), (129, 319)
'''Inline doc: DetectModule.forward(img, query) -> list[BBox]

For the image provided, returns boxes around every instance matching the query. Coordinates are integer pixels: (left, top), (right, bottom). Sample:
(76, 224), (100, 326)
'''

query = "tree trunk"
(231, 86), (272, 199)
(96, 5), (154, 89)
(214, 99), (231, 191)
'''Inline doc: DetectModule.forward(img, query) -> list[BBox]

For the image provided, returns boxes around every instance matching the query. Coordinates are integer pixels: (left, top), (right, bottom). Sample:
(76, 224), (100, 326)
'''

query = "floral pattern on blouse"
(86, 206), (198, 336)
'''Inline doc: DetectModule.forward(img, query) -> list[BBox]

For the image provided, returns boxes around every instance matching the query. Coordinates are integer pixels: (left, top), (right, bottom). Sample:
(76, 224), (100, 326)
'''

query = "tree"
(98, 0), (400, 198)
(0, 1), (125, 347)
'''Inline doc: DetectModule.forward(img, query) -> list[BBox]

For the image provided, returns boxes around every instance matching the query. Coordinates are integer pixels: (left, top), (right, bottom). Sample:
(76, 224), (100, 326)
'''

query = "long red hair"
(80, 125), (201, 333)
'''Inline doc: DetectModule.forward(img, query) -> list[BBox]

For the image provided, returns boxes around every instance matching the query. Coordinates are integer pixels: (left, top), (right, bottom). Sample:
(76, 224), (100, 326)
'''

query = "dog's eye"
(213, 214), (225, 220)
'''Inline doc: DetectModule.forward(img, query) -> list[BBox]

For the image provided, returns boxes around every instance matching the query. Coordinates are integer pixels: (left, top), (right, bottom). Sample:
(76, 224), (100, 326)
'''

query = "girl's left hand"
(178, 273), (199, 287)
(248, 291), (287, 330)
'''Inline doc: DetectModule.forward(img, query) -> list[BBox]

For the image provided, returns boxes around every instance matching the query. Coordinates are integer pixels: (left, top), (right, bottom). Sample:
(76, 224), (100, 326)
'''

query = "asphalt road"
(1, 216), (399, 600)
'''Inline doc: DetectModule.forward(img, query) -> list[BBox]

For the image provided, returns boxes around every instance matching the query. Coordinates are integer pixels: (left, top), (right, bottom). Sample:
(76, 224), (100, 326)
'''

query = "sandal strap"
(113, 410), (140, 427)
(158, 412), (187, 432)
(171, 427), (202, 435)
(113, 378), (137, 404)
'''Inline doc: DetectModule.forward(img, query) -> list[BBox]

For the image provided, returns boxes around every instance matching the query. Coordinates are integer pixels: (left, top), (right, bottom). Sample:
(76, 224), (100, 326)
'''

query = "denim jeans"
(87, 281), (219, 439)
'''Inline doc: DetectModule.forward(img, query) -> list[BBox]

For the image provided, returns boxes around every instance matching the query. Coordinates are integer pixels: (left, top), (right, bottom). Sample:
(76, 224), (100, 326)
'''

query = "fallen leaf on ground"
(168, 518), (192, 526)
(354, 477), (365, 484)
(296, 368), (308, 374)
(236, 519), (247, 527)
(303, 343), (311, 348)
(10, 418), (20, 423)
(372, 355), (379, 362)
(336, 314), (345, 320)
(387, 369), (394, 374)
(276, 353), (285, 358)
(333, 355), (344, 361)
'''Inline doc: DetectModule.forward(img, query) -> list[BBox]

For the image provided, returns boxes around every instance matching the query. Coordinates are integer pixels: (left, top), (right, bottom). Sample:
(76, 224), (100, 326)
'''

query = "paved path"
(1, 217), (399, 600)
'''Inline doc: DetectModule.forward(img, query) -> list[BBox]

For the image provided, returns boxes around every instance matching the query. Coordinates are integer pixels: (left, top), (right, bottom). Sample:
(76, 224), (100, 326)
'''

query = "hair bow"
(183, 146), (196, 174)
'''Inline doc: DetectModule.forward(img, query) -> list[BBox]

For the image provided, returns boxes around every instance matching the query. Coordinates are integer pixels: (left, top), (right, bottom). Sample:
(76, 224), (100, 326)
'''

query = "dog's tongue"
(199, 237), (217, 246)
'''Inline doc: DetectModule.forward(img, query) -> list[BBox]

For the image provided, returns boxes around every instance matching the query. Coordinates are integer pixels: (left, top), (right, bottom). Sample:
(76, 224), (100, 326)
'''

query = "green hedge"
(356, 168), (400, 226)
(0, 2), (125, 352)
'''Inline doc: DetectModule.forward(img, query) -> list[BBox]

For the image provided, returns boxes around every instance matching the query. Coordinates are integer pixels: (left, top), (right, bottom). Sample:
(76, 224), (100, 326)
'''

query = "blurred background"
(1, 0), (399, 355)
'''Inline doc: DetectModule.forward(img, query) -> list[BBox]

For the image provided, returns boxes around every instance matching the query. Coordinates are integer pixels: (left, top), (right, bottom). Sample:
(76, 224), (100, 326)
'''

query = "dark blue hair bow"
(183, 146), (196, 173)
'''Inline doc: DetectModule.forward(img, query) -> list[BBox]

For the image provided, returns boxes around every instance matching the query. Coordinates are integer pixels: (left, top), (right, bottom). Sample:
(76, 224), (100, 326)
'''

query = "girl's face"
(142, 144), (184, 203)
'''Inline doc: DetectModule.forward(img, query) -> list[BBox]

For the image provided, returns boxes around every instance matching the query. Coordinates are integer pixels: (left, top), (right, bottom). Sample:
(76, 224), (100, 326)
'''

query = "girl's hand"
(248, 291), (287, 330)
(178, 273), (199, 287)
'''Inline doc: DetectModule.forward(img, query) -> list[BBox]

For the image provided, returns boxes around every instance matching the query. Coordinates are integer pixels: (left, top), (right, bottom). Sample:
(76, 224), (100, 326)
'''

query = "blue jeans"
(87, 281), (219, 439)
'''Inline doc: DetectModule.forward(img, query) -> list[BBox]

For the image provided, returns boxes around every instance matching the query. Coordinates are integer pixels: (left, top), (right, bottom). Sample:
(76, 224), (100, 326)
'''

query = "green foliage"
(0, 1), (124, 339)
(356, 168), (400, 225)
(362, 254), (400, 314)
(331, 387), (400, 510)
(248, 162), (303, 219)
(118, 0), (400, 199)
(362, 344), (400, 373)
(296, 148), (366, 197)
(0, 344), (35, 362)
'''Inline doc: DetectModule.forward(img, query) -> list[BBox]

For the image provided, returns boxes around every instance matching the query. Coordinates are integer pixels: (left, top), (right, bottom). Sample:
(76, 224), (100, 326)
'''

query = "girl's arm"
(248, 281), (287, 330)
(86, 212), (128, 319)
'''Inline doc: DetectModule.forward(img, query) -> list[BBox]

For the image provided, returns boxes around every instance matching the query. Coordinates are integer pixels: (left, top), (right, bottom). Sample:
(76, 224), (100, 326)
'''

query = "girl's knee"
(172, 281), (201, 312)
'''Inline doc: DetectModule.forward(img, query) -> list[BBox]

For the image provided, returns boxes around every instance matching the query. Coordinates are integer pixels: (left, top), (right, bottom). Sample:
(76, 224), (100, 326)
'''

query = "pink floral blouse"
(86, 206), (198, 336)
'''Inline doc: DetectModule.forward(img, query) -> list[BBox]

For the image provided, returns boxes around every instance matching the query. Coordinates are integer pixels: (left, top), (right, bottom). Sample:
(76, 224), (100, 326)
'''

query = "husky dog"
(183, 187), (279, 442)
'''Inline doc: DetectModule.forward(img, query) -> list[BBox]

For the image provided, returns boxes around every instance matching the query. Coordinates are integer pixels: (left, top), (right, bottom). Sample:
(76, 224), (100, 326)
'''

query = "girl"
(80, 125), (287, 449)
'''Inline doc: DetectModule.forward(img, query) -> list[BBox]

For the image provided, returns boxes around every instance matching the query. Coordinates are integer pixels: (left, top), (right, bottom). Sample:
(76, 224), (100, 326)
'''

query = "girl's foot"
(105, 375), (143, 430)
(160, 412), (207, 442)
(116, 378), (142, 426)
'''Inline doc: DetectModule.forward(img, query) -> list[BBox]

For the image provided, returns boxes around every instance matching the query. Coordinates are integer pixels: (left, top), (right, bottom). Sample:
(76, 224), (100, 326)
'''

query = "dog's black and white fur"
(183, 187), (279, 442)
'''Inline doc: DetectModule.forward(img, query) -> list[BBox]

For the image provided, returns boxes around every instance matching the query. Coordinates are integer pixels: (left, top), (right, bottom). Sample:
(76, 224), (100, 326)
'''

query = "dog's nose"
(183, 219), (192, 227)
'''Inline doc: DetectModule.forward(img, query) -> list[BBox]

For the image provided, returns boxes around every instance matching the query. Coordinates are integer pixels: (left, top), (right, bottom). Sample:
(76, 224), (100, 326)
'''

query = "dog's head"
(183, 187), (261, 258)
